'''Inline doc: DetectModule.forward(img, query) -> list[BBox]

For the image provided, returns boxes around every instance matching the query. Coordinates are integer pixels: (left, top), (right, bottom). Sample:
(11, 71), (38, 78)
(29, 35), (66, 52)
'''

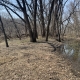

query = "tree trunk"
(46, 0), (54, 41)
(0, 16), (9, 47)
(39, 0), (45, 37)
(24, 14), (28, 37)
(33, 0), (37, 42)
(24, 13), (34, 42)
(16, 0), (36, 42)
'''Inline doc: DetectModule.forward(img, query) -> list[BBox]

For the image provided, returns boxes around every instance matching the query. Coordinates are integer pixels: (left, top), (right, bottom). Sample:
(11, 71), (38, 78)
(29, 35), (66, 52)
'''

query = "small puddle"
(58, 40), (80, 61)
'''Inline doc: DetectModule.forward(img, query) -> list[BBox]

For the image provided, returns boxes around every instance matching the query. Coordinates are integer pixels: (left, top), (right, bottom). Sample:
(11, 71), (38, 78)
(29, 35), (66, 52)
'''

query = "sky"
(63, 0), (74, 11)
(0, 0), (21, 18)
(0, 0), (74, 19)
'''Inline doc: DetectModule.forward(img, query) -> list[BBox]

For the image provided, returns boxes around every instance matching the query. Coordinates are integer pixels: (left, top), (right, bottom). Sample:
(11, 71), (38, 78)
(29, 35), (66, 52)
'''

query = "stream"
(58, 40), (80, 61)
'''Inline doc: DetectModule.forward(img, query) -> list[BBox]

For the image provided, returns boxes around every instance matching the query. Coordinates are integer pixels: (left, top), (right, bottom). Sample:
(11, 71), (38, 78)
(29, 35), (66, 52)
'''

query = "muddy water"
(58, 40), (80, 61)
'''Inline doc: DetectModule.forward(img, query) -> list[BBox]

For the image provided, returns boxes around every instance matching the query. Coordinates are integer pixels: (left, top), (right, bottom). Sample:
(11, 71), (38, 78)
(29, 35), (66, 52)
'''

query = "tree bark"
(46, 0), (54, 41)
(0, 16), (9, 47)
(16, 0), (36, 42)
(33, 0), (37, 42)
(39, 0), (45, 37)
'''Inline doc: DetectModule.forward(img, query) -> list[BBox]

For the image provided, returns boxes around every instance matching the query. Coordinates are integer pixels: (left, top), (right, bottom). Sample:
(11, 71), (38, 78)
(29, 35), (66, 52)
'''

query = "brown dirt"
(0, 38), (80, 80)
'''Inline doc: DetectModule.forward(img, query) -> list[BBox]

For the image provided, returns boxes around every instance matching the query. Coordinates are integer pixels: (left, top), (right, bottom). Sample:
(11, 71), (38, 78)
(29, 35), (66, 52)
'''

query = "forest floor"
(0, 37), (80, 80)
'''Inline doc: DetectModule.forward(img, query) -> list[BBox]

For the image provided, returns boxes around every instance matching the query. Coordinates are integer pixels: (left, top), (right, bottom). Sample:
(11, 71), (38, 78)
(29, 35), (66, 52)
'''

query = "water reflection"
(58, 40), (80, 61)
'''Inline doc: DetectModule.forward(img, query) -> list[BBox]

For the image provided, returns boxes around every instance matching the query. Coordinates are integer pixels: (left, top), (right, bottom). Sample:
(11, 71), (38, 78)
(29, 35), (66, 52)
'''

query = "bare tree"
(46, 0), (54, 41)
(5, 7), (21, 39)
(33, 0), (38, 41)
(39, 0), (45, 37)
(0, 16), (9, 47)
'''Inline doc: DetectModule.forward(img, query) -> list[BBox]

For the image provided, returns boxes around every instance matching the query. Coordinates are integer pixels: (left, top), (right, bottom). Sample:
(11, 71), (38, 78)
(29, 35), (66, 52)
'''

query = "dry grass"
(0, 37), (80, 80)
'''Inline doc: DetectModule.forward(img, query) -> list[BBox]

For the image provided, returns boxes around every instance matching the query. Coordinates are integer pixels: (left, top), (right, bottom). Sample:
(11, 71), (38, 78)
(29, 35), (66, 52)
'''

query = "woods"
(0, 1), (80, 80)
(0, 0), (80, 46)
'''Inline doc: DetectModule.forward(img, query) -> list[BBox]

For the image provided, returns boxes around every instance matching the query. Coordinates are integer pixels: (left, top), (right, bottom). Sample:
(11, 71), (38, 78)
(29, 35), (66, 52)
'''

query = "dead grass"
(0, 37), (80, 80)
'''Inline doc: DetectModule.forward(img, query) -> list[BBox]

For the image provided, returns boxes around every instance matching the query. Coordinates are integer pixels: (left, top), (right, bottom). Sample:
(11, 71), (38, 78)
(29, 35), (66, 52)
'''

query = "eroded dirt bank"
(0, 38), (80, 80)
